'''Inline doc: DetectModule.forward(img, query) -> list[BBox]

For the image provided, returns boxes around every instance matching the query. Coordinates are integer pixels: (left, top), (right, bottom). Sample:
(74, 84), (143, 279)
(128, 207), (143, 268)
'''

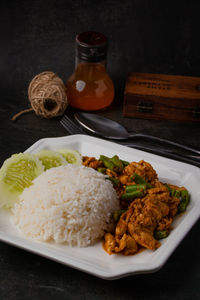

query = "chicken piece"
(106, 209), (138, 255)
(147, 185), (169, 198)
(123, 235), (138, 255)
(157, 216), (173, 231)
(144, 198), (169, 220)
(119, 174), (129, 185)
(82, 156), (91, 165)
(125, 187), (170, 250)
(167, 183), (185, 191)
(106, 169), (118, 178)
(123, 160), (158, 185)
(154, 181), (167, 189)
(130, 212), (156, 229)
(104, 232), (138, 255)
(103, 233), (116, 255)
(115, 211), (129, 236)
(115, 234), (138, 255)
(128, 223), (160, 250)
(82, 156), (102, 169)
(168, 196), (180, 217)
(114, 234), (128, 252)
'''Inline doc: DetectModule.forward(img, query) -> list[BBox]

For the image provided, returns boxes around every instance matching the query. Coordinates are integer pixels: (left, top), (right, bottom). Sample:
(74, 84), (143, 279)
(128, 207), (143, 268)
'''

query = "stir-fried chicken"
(83, 156), (187, 256)
(119, 160), (158, 186)
(103, 183), (180, 255)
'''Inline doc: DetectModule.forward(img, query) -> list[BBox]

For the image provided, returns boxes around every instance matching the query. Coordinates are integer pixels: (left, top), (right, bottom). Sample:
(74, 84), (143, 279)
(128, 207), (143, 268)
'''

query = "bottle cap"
(76, 31), (108, 62)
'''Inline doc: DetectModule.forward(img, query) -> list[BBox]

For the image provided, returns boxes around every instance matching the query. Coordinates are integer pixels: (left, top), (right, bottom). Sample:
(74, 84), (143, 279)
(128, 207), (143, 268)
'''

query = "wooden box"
(123, 72), (200, 122)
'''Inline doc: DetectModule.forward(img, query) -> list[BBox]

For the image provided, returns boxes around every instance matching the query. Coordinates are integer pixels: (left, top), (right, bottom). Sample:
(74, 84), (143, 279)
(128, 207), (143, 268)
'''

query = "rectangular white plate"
(0, 135), (200, 279)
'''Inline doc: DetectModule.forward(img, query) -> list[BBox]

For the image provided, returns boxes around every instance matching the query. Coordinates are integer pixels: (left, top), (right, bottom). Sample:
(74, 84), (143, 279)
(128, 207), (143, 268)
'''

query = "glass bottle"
(66, 32), (115, 111)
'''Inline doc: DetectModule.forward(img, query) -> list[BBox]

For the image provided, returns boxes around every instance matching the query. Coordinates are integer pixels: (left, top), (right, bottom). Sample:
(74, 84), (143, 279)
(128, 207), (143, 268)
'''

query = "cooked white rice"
(12, 164), (119, 247)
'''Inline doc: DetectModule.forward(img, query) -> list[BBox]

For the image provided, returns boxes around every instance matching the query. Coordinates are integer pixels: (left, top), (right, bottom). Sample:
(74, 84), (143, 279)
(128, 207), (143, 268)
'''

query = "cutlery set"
(60, 113), (200, 167)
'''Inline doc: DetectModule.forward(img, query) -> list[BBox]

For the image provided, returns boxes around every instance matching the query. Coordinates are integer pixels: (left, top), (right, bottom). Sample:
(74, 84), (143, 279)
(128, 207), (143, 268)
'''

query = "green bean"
(178, 189), (190, 213)
(125, 184), (146, 193)
(99, 155), (115, 170)
(97, 167), (106, 174)
(154, 230), (169, 240)
(181, 189), (189, 200)
(111, 155), (123, 173)
(121, 160), (129, 167)
(121, 190), (144, 201)
(112, 209), (126, 222)
(174, 190), (181, 198)
(165, 184), (172, 193)
(132, 173), (152, 189)
(170, 189), (176, 197)
(165, 184), (180, 198)
(108, 176), (120, 187)
(100, 154), (125, 173)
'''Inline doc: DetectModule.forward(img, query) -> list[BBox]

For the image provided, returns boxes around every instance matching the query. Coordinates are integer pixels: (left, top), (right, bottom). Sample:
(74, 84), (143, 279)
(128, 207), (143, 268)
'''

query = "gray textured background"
(2, 1), (200, 99)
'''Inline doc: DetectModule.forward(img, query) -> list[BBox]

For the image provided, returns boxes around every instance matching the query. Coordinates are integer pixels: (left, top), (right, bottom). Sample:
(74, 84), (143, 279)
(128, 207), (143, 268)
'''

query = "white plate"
(0, 135), (200, 279)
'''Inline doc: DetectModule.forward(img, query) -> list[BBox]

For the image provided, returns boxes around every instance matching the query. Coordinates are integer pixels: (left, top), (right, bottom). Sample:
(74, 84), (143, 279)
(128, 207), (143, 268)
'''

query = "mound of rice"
(12, 164), (119, 247)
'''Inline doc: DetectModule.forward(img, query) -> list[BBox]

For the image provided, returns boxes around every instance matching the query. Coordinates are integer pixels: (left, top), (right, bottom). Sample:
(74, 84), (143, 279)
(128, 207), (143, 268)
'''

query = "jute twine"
(12, 71), (68, 121)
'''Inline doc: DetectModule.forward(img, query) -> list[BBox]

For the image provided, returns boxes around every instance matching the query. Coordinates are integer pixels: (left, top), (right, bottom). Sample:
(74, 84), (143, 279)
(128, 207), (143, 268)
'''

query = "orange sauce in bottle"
(66, 31), (114, 111)
(66, 62), (114, 111)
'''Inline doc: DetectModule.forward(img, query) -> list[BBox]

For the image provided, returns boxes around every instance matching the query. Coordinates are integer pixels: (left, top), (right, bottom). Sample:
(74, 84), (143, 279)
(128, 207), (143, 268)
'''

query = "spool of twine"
(12, 71), (68, 121)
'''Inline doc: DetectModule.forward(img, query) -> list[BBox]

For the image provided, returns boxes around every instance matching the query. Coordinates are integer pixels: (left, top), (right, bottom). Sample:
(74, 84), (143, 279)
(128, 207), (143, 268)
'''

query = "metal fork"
(60, 114), (200, 167)
(60, 115), (85, 135)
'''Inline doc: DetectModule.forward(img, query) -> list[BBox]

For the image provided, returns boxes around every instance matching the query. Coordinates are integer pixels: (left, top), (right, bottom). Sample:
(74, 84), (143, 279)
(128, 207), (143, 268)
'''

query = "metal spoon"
(74, 112), (200, 155)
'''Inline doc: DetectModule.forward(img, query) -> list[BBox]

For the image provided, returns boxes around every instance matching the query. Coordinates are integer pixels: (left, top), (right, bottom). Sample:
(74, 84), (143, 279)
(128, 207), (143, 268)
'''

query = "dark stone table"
(0, 1), (200, 299)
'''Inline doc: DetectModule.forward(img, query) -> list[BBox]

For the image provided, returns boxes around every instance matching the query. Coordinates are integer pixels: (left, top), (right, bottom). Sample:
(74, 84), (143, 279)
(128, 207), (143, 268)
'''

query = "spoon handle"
(127, 133), (200, 155)
(119, 143), (200, 167)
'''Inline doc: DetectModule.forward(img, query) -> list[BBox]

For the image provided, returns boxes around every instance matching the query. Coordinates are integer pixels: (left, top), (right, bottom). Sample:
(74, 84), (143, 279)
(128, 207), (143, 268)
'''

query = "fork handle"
(127, 133), (200, 155)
